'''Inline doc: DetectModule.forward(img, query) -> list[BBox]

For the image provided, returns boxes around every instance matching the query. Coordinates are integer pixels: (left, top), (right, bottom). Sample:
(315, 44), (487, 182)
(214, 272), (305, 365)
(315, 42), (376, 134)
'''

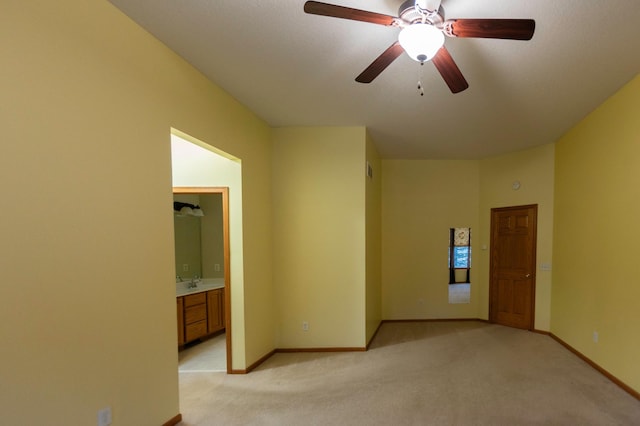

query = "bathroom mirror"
(173, 192), (225, 280)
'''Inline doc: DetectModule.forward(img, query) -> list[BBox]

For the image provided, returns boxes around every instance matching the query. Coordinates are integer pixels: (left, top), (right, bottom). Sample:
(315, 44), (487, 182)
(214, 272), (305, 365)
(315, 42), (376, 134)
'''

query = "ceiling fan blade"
(431, 46), (469, 93)
(304, 1), (397, 26)
(356, 42), (405, 83)
(446, 19), (535, 40)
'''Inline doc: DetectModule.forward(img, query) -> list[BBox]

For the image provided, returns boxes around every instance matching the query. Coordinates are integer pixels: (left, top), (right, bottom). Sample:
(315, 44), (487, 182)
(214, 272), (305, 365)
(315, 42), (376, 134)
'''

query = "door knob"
(525, 273), (531, 278)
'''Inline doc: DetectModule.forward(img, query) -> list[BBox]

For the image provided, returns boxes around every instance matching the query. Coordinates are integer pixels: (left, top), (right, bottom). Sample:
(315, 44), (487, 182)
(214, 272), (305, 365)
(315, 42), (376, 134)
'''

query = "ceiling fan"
(304, 0), (535, 93)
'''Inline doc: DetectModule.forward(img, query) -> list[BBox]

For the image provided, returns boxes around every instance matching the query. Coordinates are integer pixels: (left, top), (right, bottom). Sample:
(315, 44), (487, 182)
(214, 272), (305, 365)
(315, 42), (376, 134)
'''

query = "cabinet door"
(185, 320), (207, 342)
(177, 297), (185, 346)
(207, 289), (224, 333)
(220, 288), (225, 330)
(184, 304), (207, 324)
(184, 292), (207, 307)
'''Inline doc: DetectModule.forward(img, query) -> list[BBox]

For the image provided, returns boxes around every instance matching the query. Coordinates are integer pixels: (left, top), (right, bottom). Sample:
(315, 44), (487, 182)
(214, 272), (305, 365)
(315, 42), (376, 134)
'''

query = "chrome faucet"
(188, 275), (200, 289)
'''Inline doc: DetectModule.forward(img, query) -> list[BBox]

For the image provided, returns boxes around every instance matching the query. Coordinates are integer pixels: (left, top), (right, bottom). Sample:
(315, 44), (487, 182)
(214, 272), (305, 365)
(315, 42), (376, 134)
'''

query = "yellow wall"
(365, 133), (382, 343)
(381, 160), (480, 319)
(381, 147), (554, 325)
(478, 144), (555, 330)
(0, 0), (272, 424)
(552, 75), (640, 392)
(272, 127), (367, 348)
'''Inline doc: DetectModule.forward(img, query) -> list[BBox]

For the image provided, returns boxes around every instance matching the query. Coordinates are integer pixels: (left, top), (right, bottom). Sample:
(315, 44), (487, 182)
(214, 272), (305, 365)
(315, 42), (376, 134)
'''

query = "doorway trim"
(489, 204), (538, 331)
(174, 186), (232, 373)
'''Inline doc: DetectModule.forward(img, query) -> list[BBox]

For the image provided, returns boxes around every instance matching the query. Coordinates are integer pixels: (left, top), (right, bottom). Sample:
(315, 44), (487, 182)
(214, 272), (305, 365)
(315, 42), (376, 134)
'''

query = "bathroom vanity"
(176, 281), (225, 347)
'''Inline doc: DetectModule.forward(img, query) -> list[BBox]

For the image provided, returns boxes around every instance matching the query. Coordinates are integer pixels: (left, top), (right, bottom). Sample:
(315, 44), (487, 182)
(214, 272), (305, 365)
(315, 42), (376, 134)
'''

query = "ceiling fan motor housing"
(398, 0), (444, 26)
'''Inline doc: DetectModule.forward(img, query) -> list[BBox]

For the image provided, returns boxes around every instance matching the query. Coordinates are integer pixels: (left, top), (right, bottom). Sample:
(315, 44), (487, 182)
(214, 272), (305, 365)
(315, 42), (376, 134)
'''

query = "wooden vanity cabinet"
(207, 288), (225, 333)
(183, 292), (207, 342)
(177, 288), (225, 347)
(177, 297), (185, 346)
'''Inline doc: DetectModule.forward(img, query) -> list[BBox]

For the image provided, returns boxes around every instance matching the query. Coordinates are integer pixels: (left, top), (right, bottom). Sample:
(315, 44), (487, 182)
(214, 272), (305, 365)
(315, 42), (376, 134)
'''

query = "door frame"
(174, 186), (232, 373)
(488, 204), (538, 330)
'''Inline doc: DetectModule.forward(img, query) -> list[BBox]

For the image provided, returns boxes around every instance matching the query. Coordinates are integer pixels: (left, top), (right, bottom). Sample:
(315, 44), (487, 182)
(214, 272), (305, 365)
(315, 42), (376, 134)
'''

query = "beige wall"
(365, 133), (382, 343)
(0, 0), (272, 424)
(272, 127), (368, 348)
(381, 160), (480, 319)
(552, 75), (640, 392)
(478, 144), (555, 330)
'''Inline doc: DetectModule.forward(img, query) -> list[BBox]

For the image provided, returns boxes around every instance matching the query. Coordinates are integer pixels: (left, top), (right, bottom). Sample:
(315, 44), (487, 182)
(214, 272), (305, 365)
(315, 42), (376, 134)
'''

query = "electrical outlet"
(593, 331), (599, 343)
(214, 263), (221, 272)
(182, 264), (189, 272)
(97, 407), (112, 426)
(302, 321), (309, 331)
(540, 263), (552, 271)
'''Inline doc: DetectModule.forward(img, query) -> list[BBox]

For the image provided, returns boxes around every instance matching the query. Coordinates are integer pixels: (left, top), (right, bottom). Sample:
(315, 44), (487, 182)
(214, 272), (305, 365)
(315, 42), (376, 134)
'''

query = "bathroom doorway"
(171, 130), (245, 374)
(174, 187), (231, 373)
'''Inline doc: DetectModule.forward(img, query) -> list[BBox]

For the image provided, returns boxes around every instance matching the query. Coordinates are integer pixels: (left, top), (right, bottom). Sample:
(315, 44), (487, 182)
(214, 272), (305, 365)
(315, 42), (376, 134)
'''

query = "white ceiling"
(109, 0), (640, 159)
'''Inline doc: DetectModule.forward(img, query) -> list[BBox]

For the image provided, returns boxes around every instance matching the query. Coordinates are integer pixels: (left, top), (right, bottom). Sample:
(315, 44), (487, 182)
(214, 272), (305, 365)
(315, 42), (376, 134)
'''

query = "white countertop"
(176, 278), (224, 297)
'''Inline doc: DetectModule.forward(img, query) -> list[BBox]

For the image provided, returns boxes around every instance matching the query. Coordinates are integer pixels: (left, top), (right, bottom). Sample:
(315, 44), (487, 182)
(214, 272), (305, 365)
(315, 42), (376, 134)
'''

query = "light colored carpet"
(178, 321), (640, 425)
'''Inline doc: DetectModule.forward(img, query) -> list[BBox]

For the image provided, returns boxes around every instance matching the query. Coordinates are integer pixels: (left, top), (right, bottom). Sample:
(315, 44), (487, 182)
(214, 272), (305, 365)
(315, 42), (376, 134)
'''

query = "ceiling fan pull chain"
(417, 62), (425, 96)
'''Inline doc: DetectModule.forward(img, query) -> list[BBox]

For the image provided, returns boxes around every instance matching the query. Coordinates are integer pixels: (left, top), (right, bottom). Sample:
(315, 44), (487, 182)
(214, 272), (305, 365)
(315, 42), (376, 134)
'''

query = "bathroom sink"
(176, 278), (224, 297)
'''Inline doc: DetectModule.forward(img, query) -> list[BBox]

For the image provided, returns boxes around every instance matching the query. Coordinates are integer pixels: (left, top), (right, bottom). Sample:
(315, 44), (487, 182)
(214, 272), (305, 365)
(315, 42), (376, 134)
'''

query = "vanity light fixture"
(174, 201), (205, 217)
(179, 206), (194, 216)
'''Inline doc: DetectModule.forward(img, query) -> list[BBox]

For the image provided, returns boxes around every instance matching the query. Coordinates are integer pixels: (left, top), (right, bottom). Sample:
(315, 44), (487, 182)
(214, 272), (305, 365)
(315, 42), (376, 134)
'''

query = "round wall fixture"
(512, 181), (521, 190)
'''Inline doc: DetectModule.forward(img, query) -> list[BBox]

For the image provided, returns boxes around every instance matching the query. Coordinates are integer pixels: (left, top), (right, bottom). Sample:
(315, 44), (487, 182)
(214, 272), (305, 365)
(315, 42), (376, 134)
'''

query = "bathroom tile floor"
(178, 333), (226, 372)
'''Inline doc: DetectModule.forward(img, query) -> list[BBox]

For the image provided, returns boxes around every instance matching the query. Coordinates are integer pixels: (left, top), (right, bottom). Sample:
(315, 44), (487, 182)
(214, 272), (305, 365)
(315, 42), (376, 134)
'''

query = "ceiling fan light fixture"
(398, 24), (444, 62)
